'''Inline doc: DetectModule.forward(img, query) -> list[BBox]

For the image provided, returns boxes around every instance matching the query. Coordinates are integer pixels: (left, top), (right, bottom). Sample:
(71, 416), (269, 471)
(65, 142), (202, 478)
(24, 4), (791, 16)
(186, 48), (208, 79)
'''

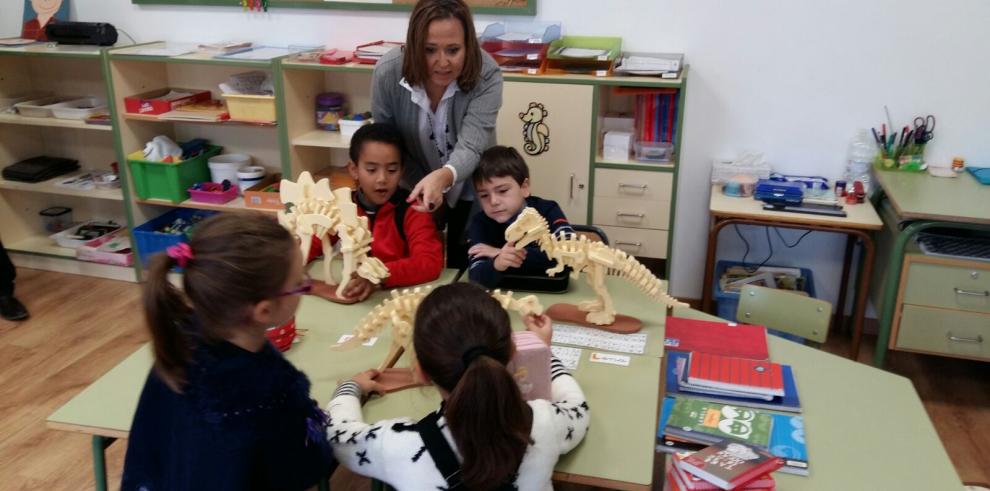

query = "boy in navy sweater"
(467, 146), (573, 288)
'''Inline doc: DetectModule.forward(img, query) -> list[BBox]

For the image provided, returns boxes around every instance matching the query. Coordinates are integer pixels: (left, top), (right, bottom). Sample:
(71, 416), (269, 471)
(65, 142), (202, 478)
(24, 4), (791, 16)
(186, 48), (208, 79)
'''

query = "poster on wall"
(130, 0), (535, 16)
(22, 0), (71, 41)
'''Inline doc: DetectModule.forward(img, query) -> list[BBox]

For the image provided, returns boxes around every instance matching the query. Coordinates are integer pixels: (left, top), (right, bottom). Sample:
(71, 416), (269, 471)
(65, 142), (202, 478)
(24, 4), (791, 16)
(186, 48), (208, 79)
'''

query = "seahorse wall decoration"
(519, 101), (550, 156)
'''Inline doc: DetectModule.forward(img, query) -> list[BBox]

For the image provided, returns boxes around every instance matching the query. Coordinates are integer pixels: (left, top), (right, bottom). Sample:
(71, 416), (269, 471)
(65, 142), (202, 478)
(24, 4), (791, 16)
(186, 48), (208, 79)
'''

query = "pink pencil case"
(507, 331), (551, 401)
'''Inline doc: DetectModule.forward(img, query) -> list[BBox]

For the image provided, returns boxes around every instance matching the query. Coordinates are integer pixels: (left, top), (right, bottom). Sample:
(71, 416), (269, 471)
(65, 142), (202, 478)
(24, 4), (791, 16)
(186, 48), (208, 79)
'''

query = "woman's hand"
(523, 313), (553, 346)
(408, 167), (454, 212)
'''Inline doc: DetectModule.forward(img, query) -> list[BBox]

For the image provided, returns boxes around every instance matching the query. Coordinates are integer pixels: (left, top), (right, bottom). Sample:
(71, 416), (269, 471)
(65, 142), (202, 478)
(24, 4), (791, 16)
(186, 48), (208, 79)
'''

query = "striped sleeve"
(550, 356), (571, 381)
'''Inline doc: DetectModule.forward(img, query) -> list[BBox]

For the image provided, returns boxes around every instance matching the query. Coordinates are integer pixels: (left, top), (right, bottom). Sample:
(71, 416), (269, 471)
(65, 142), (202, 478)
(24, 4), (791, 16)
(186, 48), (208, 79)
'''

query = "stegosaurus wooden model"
(277, 172), (389, 299)
(505, 207), (686, 326)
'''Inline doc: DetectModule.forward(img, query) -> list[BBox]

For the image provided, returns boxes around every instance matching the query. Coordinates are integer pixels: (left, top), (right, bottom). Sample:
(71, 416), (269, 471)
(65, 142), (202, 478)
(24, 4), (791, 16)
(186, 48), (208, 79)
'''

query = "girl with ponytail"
(122, 212), (334, 491)
(328, 282), (590, 490)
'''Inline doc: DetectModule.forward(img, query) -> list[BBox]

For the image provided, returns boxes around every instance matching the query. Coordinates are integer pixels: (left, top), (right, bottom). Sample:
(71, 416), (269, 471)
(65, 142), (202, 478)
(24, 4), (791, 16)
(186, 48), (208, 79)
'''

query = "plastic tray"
(49, 97), (108, 120)
(14, 95), (80, 118)
(50, 221), (123, 249)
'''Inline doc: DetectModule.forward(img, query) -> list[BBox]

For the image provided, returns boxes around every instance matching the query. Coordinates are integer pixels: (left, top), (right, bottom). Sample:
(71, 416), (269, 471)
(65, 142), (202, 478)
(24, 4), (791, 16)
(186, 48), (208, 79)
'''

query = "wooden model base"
(375, 367), (428, 394)
(546, 303), (643, 334)
(309, 281), (361, 304)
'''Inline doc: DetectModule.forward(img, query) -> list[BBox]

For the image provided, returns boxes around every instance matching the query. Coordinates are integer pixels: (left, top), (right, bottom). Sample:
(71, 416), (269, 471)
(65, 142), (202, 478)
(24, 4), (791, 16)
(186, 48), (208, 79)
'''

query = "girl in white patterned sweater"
(327, 282), (590, 490)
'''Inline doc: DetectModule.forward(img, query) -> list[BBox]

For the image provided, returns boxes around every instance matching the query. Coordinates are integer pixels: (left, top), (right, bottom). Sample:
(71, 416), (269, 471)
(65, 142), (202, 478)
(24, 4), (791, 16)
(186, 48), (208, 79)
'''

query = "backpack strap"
(415, 410), (519, 491)
(415, 410), (466, 490)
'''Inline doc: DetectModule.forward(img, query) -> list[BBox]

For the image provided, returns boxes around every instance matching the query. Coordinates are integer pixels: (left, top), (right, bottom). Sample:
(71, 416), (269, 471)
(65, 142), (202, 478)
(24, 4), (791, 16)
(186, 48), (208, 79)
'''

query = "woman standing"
(371, 0), (503, 269)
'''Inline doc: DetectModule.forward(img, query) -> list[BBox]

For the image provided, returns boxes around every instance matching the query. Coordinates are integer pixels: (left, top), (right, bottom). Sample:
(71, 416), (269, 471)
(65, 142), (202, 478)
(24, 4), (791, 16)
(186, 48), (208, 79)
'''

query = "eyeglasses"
(278, 273), (313, 297)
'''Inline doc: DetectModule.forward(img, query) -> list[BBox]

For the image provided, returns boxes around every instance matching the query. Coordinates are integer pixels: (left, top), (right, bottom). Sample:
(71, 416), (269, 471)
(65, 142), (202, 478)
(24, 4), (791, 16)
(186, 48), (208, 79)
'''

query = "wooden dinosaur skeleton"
(505, 207), (687, 327)
(277, 172), (389, 300)
(333, 287), (544, 376)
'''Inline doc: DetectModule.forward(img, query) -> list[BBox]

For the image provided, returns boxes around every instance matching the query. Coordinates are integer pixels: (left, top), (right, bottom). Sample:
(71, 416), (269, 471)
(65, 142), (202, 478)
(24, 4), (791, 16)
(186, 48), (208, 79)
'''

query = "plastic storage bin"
(127, 144), (222, 202)
(49, 97), (107, 120)
(40, 206), (73, 233)
(188, 182), (238, 204)
(14, 95), (79, 117)
(222, 94), (276, 123)
(634, 141), (673, 162)
(208, 153), (251, 189)
(50, 221), (123, 249)
(133, 208), (217, 266)
(713, 260), (816, 343)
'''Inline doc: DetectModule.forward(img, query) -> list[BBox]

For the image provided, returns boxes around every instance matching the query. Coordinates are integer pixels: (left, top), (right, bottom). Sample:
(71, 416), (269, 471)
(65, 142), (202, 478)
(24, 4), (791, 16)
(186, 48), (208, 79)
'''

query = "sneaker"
(0, 295), (28, 321)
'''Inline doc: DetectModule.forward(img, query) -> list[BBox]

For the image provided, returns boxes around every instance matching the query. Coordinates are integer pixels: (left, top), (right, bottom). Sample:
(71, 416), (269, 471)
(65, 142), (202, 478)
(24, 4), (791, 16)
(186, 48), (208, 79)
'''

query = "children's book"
(664, 399), (774, 448)
(670, 456), (776, 491)
(768, 413), (809, 476)
(664, 317), (769, 360)
(666, 352), (802, 413)
(678, 441), (783, 490)
(686, 352), (785, 399)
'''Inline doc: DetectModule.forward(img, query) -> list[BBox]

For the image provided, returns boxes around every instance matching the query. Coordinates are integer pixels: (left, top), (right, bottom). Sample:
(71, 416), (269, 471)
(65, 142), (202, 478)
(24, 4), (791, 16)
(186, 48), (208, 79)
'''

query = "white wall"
(5, 0), (989, 308)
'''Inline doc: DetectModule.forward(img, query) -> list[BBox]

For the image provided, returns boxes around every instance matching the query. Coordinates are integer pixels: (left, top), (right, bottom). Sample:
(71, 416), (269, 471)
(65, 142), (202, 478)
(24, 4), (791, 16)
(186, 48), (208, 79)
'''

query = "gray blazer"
(371, 47), (503, 191)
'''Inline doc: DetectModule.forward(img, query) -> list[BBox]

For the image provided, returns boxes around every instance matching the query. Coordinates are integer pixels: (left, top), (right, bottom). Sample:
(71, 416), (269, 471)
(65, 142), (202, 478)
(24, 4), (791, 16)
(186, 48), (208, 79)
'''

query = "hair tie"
(166, 243), (194, 268)
(461, 345), (489, 368)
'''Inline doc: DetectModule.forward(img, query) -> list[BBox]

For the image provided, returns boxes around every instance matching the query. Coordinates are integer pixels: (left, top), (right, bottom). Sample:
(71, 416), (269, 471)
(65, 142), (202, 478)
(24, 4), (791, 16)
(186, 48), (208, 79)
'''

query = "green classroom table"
(47, 269), (963, 490)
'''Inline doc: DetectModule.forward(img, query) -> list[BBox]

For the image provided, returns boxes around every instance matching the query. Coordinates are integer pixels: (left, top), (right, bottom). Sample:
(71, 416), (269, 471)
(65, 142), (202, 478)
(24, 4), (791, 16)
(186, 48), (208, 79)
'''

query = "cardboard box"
(124, 88), (212, 115)
(507, 331), (551, 401)
(243, 173), (283, 210)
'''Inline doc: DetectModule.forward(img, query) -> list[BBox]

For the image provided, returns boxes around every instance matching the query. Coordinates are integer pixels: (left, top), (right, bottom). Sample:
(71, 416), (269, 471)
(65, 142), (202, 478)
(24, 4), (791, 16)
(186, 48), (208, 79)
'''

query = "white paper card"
(550, 346), (581, 370)
(337, 334), (378, 347)
(589, 352), (630, 366)
(551, 323), (647, 354)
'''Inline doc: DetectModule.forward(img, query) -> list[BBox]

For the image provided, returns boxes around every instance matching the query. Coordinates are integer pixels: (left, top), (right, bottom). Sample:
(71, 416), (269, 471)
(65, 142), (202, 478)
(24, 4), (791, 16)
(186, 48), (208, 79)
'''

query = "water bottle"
(846, 129), (876, 194)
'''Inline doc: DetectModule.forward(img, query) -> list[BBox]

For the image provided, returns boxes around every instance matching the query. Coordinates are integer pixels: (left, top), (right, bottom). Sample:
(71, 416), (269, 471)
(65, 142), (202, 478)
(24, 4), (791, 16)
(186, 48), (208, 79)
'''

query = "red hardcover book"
(671, 455), (775, 490)
(687, 352), (785, 398)
(664, 317), (769, 360)
(678, 441), (784, 490)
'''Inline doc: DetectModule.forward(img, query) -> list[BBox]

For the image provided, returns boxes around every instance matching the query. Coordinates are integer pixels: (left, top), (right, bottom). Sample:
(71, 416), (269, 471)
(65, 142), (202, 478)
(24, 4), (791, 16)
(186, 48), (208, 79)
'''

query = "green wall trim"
(664, 79), (687, 281)
(109, 54), (274, 68)
(103, 51), (143, 280)
(0, 49), (103, 59)
(594, 163), (675, 173)
(281, 62), (375, 74)
(585, 85), (600, 225)
(131, 0), (536, 15)
(272, 61), (293, 177)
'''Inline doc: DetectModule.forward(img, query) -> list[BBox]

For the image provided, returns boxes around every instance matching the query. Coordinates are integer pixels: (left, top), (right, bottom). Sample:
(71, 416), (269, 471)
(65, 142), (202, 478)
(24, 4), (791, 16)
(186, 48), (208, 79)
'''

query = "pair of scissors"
(913, 114), (936, 143)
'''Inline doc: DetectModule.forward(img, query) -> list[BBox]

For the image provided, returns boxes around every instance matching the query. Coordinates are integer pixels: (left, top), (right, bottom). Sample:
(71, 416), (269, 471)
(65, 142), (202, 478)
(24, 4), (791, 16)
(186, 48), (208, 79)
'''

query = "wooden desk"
(673, 307), (962, 490)
(702, 186), (883, 360)
(872, 171), (990, 367)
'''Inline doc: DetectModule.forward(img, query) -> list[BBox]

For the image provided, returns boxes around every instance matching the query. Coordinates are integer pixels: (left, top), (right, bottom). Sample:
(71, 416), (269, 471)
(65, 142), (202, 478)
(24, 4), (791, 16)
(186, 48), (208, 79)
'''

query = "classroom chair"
(735, 284), (832, 345)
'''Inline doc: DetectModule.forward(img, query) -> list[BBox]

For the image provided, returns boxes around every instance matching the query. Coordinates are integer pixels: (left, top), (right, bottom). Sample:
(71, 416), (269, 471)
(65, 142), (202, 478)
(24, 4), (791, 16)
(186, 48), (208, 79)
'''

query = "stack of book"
(659, 317), (811, 477)
(664, 441), (783, 490)
(354, 41), (403, 64)
(159, 100), (229, 123)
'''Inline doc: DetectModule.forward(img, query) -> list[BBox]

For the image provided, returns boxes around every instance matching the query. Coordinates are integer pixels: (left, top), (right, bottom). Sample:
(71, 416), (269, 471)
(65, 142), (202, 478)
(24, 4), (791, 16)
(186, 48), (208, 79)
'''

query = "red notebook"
(687, 352), (785, 398)
(678, 441), (783, 490)
(664, 317), (769, 360)
(669, 458), (776, 490)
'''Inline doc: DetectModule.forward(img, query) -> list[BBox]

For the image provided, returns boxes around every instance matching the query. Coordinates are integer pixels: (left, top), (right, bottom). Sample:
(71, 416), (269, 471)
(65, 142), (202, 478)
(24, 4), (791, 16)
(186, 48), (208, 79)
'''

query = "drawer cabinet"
(895, 305), (990, 361)
(597, 225), (668, 259)
(902, 262), (990, 313)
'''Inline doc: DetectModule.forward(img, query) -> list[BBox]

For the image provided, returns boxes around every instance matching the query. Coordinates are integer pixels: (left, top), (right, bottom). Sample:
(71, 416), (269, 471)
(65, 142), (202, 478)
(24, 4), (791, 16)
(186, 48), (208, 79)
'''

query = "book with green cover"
(665, 399), (773, 448)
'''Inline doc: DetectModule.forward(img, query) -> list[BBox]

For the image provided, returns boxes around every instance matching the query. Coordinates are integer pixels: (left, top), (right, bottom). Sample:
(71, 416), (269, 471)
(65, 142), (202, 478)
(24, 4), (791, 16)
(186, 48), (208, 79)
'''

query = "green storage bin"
(127, 144), (222, 203)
